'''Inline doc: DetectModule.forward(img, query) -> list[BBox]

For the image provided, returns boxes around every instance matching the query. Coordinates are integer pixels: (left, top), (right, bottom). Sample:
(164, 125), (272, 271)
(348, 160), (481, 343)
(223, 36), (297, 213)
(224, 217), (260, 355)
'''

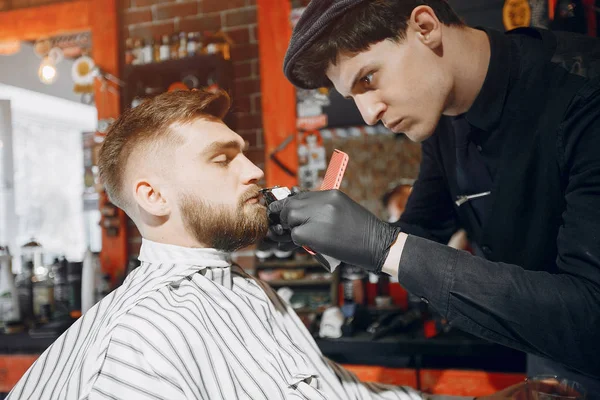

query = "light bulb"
(38, 57), (57, 84)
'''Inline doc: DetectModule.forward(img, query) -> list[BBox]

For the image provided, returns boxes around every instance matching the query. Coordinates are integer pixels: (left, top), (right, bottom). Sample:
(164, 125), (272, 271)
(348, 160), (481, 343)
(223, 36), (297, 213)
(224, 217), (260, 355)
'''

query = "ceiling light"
(38, 56), (57, 85)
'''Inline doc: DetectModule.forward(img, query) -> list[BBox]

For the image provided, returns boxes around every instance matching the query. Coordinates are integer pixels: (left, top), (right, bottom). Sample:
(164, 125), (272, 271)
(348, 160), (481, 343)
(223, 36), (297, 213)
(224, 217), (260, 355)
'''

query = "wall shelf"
(266, 278), (333, 287)
(120, 53), (235, 128)
(254, 258), (340, 321)
(123, 53), (227, 78)
(294, 306), (328, 314)
(255, 259), (322, 269)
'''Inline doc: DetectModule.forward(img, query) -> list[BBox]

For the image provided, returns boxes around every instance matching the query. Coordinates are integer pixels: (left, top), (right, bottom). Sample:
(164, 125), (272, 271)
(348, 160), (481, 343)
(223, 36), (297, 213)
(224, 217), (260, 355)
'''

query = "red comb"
(304, 149), (349, 256)
(319, 149), (349, 191)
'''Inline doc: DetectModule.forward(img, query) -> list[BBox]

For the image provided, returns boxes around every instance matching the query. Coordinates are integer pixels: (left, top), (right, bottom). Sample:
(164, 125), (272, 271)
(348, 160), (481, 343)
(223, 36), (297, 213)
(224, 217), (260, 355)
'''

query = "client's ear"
(133, 179), (171, 217)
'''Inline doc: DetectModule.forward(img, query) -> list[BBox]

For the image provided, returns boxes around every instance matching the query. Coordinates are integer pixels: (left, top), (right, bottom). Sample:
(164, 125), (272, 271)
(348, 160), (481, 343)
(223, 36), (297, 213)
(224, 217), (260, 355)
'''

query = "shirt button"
(476, 145), (483, 152)
(420, 297), (429, 304)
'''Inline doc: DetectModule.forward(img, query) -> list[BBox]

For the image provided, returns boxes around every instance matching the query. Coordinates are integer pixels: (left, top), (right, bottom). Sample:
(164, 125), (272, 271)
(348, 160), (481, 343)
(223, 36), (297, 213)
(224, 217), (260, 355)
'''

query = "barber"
(268, 0), (600, 391)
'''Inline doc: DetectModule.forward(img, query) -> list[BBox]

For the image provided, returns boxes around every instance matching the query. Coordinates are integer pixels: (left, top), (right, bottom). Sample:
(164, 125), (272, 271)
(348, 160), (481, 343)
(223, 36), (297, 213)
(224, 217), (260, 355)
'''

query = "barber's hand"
(267, 190), (402, 273)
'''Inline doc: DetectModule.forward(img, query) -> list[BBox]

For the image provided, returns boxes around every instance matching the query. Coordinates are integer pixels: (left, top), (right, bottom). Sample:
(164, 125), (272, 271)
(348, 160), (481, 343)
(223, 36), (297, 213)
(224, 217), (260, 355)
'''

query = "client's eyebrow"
(202, 140), (246, 157)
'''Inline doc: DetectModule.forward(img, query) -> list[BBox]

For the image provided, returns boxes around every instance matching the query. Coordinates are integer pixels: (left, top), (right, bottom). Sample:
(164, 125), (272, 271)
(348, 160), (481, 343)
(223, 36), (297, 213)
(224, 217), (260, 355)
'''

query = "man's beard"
(179, 187), (268, 252)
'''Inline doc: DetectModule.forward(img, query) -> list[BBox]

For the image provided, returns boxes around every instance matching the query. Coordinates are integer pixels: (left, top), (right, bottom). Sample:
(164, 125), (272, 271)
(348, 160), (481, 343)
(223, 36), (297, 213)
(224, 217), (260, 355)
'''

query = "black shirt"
(395, 27), (600, 385)
(464, 27), (518, 181)
(452, 27), (517, 235)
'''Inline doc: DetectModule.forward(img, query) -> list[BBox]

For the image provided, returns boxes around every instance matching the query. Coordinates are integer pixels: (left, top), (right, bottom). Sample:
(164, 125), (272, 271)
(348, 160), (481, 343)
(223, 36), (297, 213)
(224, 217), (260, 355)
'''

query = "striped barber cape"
(7, 239), (423, 400)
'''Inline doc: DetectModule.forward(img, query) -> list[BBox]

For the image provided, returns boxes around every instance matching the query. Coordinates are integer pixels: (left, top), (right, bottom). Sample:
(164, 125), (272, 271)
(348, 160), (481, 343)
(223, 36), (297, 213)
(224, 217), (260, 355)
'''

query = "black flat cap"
(284, 0), (368, 89)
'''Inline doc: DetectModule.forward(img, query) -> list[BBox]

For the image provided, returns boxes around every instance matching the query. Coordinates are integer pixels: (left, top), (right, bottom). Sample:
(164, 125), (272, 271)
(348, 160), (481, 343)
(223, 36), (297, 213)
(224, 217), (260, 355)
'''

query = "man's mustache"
(239, 185), (263, 204)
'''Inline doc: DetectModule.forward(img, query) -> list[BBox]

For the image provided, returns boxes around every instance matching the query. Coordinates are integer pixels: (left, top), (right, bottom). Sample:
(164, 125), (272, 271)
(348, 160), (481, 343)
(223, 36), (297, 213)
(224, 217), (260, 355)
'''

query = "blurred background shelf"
(122, 53), (228, 78)
(255, 259), (322, 269)
(293, 306), (329, 314)
(266, 278), (333, 287)
(367, 305), (405, 313)
(121, 53), (235, 128)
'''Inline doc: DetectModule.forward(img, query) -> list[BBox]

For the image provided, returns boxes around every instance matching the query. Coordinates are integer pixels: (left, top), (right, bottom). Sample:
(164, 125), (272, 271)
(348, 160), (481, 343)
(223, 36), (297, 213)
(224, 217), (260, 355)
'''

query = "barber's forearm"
(381, 232), (408, 278)
(396, 234), (600, 375)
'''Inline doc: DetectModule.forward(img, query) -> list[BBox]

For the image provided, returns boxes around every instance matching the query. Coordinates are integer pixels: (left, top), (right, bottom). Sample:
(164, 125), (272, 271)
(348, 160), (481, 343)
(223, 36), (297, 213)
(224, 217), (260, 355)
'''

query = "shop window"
(0, 84), (97, 272)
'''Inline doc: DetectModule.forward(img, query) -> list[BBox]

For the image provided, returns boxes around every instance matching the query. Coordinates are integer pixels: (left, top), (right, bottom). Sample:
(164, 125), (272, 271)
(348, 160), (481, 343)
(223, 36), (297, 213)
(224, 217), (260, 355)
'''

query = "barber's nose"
(355, 94), (386, 126)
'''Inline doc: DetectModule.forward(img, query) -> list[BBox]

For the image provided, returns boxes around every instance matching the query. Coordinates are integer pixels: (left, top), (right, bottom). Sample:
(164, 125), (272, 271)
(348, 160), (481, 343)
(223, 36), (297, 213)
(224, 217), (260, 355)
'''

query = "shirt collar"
(137, 238), (233, 289)
(466, 27), (516, 132)
(139, 238), (231, 265)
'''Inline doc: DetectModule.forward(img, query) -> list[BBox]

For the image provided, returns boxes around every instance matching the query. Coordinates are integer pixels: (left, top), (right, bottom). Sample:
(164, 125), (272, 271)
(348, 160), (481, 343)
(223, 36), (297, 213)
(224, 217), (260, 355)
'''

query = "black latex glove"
(267, 190), (402, 273)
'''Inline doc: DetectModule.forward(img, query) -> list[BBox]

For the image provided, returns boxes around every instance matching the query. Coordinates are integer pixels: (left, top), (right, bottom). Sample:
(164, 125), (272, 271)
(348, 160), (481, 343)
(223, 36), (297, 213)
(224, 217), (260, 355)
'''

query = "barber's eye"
(361, 73), (374, 86)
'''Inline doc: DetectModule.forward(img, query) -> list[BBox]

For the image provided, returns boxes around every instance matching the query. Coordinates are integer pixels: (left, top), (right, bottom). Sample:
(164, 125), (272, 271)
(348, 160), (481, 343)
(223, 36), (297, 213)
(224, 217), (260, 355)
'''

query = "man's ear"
(409, 5), (443, 50)
(133, 179), (171, 217)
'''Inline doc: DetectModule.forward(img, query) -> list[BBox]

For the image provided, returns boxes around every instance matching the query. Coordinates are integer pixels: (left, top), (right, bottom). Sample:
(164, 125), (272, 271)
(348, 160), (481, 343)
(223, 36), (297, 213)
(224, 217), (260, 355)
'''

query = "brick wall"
(122, 0), (263, 164)
(121, 0), (263, 257)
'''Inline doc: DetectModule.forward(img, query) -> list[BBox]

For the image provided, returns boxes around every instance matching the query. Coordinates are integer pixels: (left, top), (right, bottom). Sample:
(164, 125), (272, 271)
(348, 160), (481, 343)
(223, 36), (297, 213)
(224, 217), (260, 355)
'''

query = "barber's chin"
(404, 127), (434, 143)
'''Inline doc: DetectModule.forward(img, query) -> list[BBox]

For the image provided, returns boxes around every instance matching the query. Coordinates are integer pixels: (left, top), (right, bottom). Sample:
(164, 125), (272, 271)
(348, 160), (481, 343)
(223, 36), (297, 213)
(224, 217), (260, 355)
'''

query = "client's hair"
(98, 89), (230, 210)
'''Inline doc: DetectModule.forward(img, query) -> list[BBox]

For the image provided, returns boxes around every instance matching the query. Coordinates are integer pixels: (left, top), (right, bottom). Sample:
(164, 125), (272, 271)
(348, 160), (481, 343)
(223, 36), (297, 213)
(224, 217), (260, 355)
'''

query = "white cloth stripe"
(194, 282), (298, 382)
(184, 288), (277, 399)
(90, 386), (120, 400)
(7, 238), (423, 399)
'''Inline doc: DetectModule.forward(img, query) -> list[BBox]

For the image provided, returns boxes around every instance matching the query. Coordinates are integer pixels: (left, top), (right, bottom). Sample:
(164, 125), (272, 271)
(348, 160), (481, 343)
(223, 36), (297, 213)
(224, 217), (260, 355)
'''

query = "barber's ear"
(133, 179), (171, 217)
(409, 5), (442, 49)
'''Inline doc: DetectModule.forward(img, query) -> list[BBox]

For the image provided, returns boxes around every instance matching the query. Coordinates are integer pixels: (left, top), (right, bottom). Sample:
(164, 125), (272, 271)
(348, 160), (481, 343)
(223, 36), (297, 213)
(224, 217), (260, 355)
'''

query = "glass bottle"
(0, 246), (20, 328)
(21, 238), (43, 271)
(132, 38), (143, 65)
(160, 34), (170, 61)
(187, 32), (197, 57)
(52, 257), (70, 320)
(125, 38), (135, 65)
(15, 260), (34, 326)
(32, 256), (53, 322)
(153, 36), (161, 63)
(142, 38), (153, 64)
(178, 31), (188, 59)
(170, 34), (179, 60)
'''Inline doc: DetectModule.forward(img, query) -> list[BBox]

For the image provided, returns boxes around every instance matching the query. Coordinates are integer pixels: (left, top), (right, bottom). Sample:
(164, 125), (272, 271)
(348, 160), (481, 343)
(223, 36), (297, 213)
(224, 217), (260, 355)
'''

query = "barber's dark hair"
(292, 0), (464, 88)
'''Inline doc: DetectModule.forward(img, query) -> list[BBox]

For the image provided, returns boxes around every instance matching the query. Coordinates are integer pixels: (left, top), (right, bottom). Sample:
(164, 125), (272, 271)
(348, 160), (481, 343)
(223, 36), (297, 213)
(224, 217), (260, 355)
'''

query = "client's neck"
(140, 223), (208, 249)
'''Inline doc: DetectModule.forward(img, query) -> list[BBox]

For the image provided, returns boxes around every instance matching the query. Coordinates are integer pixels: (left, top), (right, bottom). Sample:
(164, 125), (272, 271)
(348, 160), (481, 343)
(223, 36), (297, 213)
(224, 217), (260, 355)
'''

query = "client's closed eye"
(213, 154), (231, 166)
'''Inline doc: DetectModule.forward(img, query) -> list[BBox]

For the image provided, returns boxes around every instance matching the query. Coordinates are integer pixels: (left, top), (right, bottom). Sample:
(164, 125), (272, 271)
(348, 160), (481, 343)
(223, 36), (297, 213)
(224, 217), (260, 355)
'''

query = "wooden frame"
(0, 0), (126, 280)
(0, 1), (91, 42)
(256, 0), (298, 188)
